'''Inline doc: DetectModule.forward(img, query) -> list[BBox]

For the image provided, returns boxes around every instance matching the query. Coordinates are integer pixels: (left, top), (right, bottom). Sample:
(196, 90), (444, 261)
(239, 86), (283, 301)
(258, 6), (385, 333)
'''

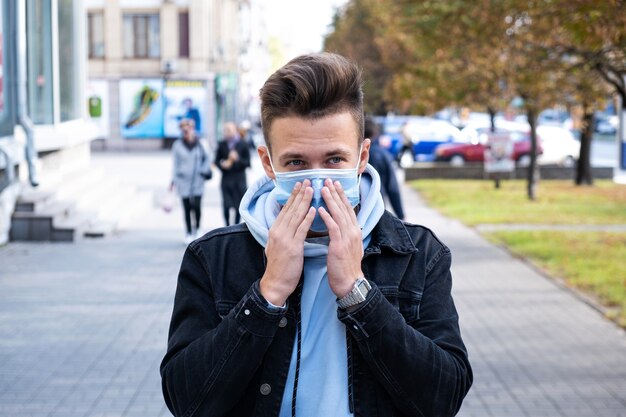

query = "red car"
(434, 128), (542, 167)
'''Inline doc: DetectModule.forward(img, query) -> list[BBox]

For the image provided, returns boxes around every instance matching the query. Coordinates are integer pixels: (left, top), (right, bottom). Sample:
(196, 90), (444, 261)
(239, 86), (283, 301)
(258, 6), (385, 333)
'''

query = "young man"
(364, 116), (405, 220)
(161, 53), (472, 417)
(215, 121), (250, 226)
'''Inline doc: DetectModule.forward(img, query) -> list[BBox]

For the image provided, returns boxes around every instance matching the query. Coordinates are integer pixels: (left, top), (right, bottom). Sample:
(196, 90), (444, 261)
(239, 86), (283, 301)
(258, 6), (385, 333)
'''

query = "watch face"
(356, 279), (370, 296)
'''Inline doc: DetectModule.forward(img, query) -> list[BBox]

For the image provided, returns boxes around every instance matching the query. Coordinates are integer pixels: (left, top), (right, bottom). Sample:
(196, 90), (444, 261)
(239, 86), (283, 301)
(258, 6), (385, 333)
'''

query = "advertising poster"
(86, 79), (109, 138)
(162, 80), (208, 138)
(119, 79), (164, 138)
(484, 132), (515, 173)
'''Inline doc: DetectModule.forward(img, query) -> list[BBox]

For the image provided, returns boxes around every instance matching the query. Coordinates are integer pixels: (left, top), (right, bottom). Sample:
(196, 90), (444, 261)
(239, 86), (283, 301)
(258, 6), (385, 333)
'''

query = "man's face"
(258, 111), (370, 178)
(181, 122), (195, 140)
(223, 123), (237, 139)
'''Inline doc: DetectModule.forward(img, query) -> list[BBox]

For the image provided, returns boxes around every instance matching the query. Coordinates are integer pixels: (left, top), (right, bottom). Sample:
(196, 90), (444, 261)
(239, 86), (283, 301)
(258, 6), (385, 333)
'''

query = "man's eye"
(286, 160), (304, 167)
(328, 157), (343, 164)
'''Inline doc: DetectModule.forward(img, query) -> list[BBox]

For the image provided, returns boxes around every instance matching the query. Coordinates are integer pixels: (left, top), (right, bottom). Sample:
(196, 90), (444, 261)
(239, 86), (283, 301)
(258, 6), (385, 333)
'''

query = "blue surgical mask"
(270, 155), (362, 233)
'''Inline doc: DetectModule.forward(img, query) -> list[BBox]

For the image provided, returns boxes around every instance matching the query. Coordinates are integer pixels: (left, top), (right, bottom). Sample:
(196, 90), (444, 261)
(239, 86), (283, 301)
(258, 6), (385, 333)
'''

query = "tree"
(324, 0), (392, 114)
(326, 0), (626, 194)
(531, 0), (625, 183)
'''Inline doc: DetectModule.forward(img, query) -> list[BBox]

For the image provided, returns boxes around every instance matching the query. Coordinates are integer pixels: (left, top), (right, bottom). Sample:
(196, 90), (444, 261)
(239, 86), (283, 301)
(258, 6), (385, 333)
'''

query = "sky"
(262, 0), (349, 58)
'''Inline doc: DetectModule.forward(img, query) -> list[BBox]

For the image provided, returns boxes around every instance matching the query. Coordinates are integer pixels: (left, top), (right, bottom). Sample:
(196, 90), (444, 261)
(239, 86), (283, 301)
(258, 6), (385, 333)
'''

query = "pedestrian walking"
(161, 53), (472, 417)
(215, 121), (250, 225)
(170, 118), (212, 244)
(364, 116), (405, 220)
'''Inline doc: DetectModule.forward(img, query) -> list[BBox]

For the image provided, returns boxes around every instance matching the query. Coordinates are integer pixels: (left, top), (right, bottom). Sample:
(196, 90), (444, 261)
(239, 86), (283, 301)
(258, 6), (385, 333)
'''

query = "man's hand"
(318, 179), (364, 299)
(260, 180), (316, 306)
(228, 150), (239, 162)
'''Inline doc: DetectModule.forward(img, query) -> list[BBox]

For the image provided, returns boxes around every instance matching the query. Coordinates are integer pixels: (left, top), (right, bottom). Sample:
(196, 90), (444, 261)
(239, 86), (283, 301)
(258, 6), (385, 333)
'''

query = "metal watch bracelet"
(337, 277), (371, 309)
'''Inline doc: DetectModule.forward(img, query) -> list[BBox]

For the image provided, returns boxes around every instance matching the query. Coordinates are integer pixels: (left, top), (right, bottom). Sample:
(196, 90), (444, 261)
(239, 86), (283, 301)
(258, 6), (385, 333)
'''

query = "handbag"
(201, 166), (213, 180)
(199, 143), (213, 180)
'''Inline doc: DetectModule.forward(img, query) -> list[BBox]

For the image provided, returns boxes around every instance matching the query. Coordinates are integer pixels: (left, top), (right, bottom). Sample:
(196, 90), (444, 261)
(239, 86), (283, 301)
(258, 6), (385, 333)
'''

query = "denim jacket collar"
(365, 212), (419, 256)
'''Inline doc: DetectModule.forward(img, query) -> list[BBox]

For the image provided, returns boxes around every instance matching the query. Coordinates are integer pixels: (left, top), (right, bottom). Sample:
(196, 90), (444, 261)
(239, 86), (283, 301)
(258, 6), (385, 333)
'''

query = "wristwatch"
(337, 277), (371, 309)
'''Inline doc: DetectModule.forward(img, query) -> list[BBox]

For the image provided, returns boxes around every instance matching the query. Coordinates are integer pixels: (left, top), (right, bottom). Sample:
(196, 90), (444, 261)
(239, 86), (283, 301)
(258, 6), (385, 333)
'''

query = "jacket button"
(260, 383), (271, 395)
(278, 317), (288, 328)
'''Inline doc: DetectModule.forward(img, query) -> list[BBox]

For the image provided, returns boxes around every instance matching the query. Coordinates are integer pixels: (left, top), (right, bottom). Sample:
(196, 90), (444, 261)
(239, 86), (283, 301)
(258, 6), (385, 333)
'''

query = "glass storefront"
(58, 0), (81, 122)
(24, 0), (83, 125)
(26, 0), (54, 124)
(0, 0), (13, 137)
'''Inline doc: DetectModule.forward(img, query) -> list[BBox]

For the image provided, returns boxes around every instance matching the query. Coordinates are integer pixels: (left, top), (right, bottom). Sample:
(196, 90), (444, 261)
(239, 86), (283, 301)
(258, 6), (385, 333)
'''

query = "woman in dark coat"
(215, 121), (250, 225)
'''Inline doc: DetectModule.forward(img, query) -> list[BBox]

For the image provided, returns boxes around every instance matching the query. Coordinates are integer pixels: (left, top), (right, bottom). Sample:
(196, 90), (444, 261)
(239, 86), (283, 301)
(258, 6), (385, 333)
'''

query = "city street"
(1, 150), (625, 417)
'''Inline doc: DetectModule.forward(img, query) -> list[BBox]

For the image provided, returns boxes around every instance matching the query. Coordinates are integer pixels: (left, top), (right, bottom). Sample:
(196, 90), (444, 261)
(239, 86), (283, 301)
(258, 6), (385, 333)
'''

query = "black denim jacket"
(160, 212), (472, 417)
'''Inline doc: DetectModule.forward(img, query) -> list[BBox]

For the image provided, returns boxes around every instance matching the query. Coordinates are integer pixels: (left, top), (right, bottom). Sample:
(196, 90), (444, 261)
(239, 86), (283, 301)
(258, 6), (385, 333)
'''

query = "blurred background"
(0, 1), (625, 417)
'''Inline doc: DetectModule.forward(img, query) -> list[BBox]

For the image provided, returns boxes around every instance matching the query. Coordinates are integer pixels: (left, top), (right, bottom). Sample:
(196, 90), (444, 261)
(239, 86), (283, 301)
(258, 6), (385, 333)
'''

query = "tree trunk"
(526, 107), (539, 201)
(576, 104), (594, 185)
(487, 107), (500, 189)
(487, 106), (496, 132)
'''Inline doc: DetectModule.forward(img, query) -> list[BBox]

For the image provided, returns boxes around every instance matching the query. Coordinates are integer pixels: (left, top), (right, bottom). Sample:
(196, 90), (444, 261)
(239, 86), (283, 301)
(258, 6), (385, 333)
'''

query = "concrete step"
(10, 200), (76, 241)
(53, 168), (106, 202)
(83, 219), (116, 238)
(52, 211), (93, 242)
(113, 189), (153, 230)
(15, 189), (55, 213)
(11, 162), (150, 242)
(74, 176), (121, 213)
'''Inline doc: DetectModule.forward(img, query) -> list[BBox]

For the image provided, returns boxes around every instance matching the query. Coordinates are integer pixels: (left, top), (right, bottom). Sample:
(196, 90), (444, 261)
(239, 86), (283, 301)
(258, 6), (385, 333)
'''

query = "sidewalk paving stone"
(0, 150), (625, 417)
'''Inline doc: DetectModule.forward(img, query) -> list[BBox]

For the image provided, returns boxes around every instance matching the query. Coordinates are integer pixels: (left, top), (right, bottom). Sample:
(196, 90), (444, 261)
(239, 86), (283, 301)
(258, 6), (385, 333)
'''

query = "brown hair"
(259, 52), (364, 149)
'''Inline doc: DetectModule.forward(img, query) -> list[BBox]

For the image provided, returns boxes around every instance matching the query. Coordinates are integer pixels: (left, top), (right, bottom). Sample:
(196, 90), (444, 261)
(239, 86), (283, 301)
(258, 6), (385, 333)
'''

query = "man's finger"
(294, 206), (317, 240)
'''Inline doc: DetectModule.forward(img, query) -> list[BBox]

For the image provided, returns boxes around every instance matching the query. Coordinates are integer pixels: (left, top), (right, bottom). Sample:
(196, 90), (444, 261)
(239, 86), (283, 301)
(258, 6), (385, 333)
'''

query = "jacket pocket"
(216, 300), (238, 319)
(379, 286), (422, 324)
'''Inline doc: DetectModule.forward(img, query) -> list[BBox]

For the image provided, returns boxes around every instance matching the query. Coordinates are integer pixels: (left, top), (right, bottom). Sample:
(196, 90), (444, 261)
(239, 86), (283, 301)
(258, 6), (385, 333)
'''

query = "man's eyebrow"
(279, 152), (305, 162)
(278, 148), (352, 163)
(323, 148), (351, 157)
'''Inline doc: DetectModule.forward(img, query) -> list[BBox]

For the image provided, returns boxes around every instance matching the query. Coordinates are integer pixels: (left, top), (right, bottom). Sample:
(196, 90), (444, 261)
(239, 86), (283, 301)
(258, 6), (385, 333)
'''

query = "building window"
(123, 13), (160, 59)
(58, 0), (81, 122)
(88, 11), (104, 58)
(26, 0), (54, 124)
(178, 11), (189, 58)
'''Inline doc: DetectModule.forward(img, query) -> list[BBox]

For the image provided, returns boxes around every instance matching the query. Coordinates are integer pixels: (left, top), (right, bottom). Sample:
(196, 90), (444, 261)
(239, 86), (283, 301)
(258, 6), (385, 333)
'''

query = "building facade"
(85, 0), (253, 147)
(0, 0), (96, 244)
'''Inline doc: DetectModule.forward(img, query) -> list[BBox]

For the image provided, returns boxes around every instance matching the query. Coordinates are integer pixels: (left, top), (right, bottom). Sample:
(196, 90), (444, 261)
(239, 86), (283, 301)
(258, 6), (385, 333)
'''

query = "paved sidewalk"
(0, 150), (625, 417)
(401, 181), (626, 417)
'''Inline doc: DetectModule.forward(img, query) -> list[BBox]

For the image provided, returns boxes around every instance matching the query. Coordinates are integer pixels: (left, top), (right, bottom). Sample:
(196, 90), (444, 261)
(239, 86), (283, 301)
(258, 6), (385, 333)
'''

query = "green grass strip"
(487, 230), (626, 327)
(411, 179), (626, 226)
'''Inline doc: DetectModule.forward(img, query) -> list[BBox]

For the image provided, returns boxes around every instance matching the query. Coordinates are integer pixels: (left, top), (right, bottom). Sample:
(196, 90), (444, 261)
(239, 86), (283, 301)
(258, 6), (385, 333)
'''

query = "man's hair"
(179, 118), (195, 129)
(259, 52), (364, 150)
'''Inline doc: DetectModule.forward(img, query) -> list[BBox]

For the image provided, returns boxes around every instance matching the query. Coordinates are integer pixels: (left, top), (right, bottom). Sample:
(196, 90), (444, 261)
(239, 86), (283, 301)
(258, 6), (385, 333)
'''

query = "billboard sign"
(119, 79), (164, 138)
(162, 80), (208, 138)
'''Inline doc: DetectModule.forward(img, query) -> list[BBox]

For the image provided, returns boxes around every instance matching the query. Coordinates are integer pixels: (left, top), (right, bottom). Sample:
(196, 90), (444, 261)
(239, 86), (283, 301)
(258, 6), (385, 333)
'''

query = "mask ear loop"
(355, 143), (364, 186)
(266, 150), (280, 185)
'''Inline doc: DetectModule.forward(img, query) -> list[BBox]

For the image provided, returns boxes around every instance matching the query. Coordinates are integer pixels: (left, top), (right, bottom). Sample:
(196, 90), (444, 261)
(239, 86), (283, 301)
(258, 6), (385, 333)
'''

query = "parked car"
(375, 116), (463, 167)
(536, 125), (580, 167)
(595, 113), (618, 135)
(434, 127), (542, 167)
(373, 115), (419, 162)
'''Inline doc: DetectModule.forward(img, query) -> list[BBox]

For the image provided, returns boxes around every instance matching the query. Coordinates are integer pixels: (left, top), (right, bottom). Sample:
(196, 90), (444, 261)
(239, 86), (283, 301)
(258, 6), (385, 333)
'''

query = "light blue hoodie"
(239, 164), (385, 417)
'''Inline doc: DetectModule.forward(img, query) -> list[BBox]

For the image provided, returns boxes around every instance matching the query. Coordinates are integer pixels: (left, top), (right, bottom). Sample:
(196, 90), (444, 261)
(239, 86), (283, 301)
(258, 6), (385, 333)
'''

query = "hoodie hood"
(239, 164), (385, 255)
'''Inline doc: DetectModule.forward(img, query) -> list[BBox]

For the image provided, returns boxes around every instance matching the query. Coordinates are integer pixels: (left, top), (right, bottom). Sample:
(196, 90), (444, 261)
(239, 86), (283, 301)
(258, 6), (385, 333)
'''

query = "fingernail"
(335, 181), (342, 190)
